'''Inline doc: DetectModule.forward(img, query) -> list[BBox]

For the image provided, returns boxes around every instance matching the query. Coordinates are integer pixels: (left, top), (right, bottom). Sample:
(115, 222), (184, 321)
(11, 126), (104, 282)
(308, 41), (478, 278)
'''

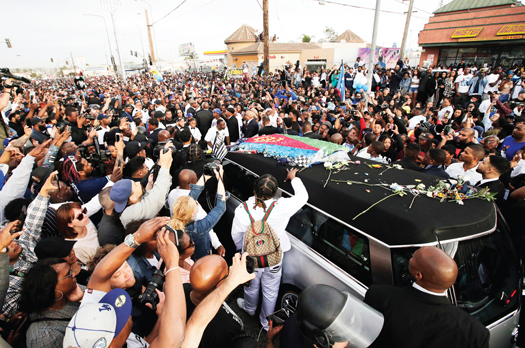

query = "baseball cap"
(30, 167), (54, 193)
(31, 117), (44, 126)
(419, 132), (432, 140)
(63, 288), (132, 348)
(125, 141), (147, 159)
(212, 108), (221, 115)
(35, 237), (76, 259)
(186, 113), (194, 118)
(154, 110), (165, 119)
(154, 100), (161, 105)
(226, 107), (235, 114)
(97, 113), (110, 121)
(110, 180), (133, 213)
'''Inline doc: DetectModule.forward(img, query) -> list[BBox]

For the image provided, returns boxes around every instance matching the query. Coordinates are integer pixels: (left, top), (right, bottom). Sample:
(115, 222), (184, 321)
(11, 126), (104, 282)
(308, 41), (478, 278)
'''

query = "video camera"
(77, 136), (111, 176)
(0, 68), (31, 89)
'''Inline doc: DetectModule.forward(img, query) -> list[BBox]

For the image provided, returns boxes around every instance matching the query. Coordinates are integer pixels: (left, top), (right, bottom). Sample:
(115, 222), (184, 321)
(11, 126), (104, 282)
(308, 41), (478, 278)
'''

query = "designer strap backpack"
(242, 201), (282, 268)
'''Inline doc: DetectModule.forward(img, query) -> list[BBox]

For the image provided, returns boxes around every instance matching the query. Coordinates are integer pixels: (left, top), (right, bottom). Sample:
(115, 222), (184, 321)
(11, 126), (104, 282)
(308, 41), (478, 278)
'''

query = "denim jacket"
(127, 251), (161, 297)
(186, 184), (227, 259)
(400, 77), (411, 92)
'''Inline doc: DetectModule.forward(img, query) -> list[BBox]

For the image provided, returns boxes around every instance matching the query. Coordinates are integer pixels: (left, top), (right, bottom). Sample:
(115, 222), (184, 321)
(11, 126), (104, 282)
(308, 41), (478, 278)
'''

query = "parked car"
(217, 152), (522, 348)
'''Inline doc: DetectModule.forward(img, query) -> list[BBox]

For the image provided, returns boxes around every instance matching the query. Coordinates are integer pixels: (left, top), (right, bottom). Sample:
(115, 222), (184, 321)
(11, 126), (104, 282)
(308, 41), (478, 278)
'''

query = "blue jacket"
(423, 165), (450, 179)
(468, 75), (487, 95)
(275, 89), (298, 101)
(400, 77), (411, 92)
(186, 184), (227, 259)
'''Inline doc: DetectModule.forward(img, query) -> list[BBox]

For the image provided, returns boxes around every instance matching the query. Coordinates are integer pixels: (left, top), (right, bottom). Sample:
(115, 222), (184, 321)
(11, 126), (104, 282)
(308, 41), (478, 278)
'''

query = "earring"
(55, 290), (64, 301)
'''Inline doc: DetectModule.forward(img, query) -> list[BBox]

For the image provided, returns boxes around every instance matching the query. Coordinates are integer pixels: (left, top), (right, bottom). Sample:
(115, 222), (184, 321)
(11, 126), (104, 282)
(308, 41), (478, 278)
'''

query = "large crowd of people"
(0, 57), (523, 348)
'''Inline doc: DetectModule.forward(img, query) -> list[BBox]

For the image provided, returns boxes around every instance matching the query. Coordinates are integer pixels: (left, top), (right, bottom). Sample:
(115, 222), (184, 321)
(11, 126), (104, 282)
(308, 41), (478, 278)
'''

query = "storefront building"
(418, 0), (525, 68)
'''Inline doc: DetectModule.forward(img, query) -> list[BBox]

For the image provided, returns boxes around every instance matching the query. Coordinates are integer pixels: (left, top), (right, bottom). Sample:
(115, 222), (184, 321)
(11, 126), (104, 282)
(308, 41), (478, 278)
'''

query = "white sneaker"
(236, 298), (254, 316)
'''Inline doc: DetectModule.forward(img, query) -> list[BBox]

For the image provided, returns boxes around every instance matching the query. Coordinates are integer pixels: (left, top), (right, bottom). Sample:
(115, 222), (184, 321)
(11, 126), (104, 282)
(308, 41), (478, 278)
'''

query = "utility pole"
(400, 0), (415, 61)
(102, 0), (126, 82)
(84, 14), (116, 77)
(146, 10), (156, 65)
(263, 0), (269, 78)
(70, 52), (77, 74)
(365, 0), (381, 109)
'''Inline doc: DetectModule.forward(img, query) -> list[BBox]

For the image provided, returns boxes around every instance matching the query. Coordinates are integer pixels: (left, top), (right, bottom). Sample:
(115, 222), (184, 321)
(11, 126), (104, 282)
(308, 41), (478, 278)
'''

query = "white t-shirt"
(65, 220), (99, 265)
(204, 126), (229, 150)
(97, 125), (110, 144)
(484, 74), (500, 94)
(455, 74), (473, 94)
(438, 106), (454, 120)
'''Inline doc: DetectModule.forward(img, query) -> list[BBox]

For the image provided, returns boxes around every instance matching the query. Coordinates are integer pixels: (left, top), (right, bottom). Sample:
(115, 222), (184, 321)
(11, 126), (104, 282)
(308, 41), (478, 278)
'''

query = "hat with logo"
(110, 180), (133, 213)
(63, 288), (132, 348)
(35, 236), (76, 259)
(124, 141), (147, 159)
(212, 108), (221, 115)
(31, 117), (44, 126)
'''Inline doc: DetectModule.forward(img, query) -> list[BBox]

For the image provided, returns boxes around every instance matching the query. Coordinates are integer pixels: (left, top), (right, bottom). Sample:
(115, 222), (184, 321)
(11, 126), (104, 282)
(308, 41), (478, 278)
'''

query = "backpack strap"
(243, 200), (276, 236)
(262, 201), (277, 222)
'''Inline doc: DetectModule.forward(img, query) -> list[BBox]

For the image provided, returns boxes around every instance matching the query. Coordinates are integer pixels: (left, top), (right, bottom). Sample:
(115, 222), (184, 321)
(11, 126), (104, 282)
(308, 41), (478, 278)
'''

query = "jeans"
(499, 94), (510, 103)
(186, 184), (227, 259)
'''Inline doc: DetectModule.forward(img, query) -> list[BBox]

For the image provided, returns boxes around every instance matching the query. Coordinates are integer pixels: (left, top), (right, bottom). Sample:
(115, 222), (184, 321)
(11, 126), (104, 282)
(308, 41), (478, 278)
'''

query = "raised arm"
(181, 253), (255, 348)
(88, 217), (169, 292)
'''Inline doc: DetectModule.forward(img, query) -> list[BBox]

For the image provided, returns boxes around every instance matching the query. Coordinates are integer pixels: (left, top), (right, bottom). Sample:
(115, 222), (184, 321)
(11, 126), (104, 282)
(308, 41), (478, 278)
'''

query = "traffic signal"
(51, 58), (54, 63)
(5, 39), (11, 48)
(134, 51), (137, 57)
(130, 50), (133, 55)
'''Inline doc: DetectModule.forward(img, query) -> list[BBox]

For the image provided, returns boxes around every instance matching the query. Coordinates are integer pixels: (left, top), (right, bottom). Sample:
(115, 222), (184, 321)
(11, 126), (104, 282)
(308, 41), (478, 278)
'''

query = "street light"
(84, 14), (115, 75)
(135, 0), (159, 61)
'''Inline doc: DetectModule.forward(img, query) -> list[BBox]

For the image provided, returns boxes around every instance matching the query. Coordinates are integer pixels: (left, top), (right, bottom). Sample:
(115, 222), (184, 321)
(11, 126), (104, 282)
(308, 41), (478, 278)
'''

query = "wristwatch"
(124, 234), (141, 249)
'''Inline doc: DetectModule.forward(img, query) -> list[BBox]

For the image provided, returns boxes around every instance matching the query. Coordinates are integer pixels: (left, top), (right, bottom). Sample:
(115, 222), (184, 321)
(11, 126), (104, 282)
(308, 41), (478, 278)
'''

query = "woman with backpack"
(231, 168), (308, 329)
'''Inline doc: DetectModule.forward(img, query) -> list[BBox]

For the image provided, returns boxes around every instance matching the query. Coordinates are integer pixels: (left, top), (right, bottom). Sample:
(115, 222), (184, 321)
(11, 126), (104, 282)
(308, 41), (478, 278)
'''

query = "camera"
(138, 269), (165, 311)
(203, 160), (221, 176)
(78, 136), (111, 176)
(154, 141), (176, 159)
(0, 68), (31, 89)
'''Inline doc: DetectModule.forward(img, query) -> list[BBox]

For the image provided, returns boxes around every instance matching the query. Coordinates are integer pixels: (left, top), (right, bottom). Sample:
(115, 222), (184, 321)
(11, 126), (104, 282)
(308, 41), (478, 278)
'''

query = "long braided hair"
(62, 156), (82, 183)
(253, 174), (278, 212)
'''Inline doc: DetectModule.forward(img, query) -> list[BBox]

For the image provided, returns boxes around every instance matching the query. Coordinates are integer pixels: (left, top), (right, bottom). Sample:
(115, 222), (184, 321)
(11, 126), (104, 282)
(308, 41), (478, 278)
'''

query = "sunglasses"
(74, 208), (88, 221)
(180, 238), (195, 252)
(58, 265), (74, 281)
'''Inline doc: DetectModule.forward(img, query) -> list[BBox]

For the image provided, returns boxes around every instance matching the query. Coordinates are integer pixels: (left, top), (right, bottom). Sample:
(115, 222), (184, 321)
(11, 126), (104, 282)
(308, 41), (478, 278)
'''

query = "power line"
(154, 0), (219, 26)
(255, 0), (263, 10)
(152, 0), (187, 25)
(315, 0), (429, 18)
(391, 0), (432, 14)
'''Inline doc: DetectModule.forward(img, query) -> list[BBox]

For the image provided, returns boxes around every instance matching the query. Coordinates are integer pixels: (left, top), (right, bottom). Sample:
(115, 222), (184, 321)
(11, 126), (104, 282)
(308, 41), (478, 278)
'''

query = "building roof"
(224, 24), (257, 44)
(335, 30), (365, 43)
(230, 42), (321, 55)
(434, 0), (517, 13)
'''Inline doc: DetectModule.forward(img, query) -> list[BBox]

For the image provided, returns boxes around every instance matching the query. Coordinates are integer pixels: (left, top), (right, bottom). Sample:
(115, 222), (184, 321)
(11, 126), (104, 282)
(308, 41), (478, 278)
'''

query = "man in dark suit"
(475, 154), (511, 205)
(395, 143), (423, 172)
(422, 149), (450, 179)
(243, 110), (259, 138)
(224, 107), (240, 143)
(365, 247), (490, 348)
(258, 116), (279, 136)
(282, 117), (299, 136)
(196, 103), (214, 138)
(302, 121), (323, 140)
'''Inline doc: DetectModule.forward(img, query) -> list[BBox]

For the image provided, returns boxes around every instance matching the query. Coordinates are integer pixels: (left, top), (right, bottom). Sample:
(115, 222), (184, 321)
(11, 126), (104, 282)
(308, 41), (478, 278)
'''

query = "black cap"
(125, 141), (148, 158)
(31, 117), (44, 126)
(31, 167), (54, 193)
(154, 110), (165, 119)
(35, 237), (76, 260)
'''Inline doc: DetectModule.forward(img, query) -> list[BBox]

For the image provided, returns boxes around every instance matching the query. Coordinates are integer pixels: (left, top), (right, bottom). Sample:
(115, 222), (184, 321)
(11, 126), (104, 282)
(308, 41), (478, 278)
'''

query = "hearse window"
(286, 205), (372, 286)
(391, 222), (520, 326)
(224, 162), (257, 202)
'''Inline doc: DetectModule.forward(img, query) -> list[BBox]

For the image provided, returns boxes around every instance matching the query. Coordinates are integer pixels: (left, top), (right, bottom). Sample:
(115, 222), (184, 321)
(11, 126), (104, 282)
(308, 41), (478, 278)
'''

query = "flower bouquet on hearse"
(425, 176), (497, 205)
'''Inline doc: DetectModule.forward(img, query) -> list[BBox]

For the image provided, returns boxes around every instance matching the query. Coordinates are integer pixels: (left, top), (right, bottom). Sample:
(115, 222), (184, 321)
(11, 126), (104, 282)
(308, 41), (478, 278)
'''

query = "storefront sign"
(497, 24), (525, 36)
(229, 69), (244, 75)
(458, 35), (522, 42)
(269, 55), (276, 59)
(427, 54), (434, 64)
(451, 27), (483, 38)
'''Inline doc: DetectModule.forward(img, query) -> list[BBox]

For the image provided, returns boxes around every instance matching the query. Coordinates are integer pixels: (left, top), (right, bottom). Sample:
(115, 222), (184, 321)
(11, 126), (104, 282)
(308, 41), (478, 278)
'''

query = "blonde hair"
(168, 196), (196, 230)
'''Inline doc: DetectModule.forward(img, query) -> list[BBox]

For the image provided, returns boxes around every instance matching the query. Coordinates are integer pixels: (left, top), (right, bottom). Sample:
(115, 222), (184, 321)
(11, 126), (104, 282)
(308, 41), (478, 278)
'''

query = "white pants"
(243, 260), (282, 328)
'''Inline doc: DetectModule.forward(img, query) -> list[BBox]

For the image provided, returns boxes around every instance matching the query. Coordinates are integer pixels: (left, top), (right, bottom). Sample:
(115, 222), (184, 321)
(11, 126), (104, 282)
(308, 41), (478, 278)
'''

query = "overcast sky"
(1, 0), (452, 69)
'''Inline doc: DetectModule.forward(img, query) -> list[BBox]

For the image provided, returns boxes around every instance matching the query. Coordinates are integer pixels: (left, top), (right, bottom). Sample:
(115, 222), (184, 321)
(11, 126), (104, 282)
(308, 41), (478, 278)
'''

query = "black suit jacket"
(303, 131), (323, 140)
(258, 125), (279, 136)
(423, 165), (450, 179)
(225, 116), (239, 143)
(196, 109), (213, 138)
(365, 285), (489, 348)
(477, 179), (506, 205)
(244, 119), (259, 138)
(395, 157), (423, 172)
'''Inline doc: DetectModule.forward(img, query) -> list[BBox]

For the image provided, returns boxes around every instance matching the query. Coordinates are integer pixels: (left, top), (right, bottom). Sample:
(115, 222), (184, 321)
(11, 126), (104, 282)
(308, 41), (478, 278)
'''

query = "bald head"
(409, 247), (458, 292)
(330, 133), (343, 145)
(189, 255), (228, 304)
(178, 169), (198, 189)
(158, 130), (171, 143)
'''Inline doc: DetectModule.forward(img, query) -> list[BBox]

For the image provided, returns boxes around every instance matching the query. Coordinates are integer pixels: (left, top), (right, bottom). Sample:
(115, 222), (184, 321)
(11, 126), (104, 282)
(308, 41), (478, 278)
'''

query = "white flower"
(457, 200), (464, 205)
(427, 192), (433, 198)
(324, 162), (333, 168)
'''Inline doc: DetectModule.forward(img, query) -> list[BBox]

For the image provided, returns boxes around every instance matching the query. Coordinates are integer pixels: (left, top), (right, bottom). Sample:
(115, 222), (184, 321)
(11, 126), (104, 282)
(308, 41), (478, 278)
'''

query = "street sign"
(5, 39), (11, 48)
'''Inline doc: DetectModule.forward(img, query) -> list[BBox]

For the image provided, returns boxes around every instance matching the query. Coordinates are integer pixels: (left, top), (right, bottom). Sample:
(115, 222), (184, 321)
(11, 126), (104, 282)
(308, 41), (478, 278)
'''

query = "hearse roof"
(225, 152), (496, 247)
